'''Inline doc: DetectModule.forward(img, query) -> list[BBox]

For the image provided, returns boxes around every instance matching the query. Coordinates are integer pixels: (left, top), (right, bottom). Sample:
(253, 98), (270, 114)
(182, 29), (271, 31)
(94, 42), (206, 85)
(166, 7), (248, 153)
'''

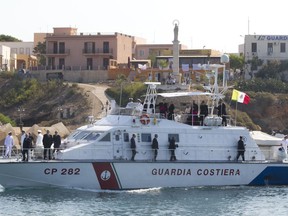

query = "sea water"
(0, 186), (288, 216)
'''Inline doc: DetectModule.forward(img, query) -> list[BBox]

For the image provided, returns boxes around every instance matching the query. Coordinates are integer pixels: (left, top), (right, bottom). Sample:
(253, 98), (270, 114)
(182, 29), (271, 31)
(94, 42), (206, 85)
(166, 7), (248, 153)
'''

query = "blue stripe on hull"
(249, 167), (288, 186)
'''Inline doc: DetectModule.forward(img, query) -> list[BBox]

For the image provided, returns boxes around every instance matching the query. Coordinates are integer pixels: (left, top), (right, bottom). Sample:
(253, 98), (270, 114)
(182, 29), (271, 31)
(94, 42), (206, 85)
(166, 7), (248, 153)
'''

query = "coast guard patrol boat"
(0, 64), (286, 190)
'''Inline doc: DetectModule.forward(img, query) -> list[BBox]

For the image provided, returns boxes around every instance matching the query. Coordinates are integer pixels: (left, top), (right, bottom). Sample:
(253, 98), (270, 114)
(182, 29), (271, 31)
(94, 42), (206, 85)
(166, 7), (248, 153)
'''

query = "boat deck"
(0, 157), (284, 164)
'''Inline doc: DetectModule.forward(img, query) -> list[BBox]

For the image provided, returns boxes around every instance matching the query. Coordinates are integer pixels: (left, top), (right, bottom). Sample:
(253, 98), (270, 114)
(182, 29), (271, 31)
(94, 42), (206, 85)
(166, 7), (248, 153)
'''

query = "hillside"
(1, 76), (288, 135)
(0, 76), (102, 131)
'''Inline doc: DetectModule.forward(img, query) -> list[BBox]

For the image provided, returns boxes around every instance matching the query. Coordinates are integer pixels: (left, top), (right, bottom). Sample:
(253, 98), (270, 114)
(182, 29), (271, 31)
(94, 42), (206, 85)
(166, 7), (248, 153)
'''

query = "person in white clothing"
(4, 132), (14, 158)
(281, 135), (288, 155)
(35, 129), (43, 159)
(36, 130), (43, 146)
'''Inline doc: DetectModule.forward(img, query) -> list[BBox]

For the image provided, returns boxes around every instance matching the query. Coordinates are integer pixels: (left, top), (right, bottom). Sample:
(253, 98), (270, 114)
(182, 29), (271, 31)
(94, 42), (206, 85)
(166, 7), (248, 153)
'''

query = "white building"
(0, 42), (34, 55)
(0, 45), (11, 71)
(242, 35), (288, 78)
(0, 42), (37, 71)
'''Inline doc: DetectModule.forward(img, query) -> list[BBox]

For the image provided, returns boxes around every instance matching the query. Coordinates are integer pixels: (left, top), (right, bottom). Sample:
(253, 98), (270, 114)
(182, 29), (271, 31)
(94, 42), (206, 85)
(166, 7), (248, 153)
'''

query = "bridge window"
(168, 134), (179, 142)
(280, 43), (286, 53)
(124, 133), (129, 142)
(141, 133), (151, 142)
(100, 133), (111, 142)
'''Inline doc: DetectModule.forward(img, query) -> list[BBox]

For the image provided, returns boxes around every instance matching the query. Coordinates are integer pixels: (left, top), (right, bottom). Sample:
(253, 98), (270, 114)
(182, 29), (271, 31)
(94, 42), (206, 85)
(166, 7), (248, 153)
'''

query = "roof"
(158, 91), (222, 98)
(250, 131), (281, 146)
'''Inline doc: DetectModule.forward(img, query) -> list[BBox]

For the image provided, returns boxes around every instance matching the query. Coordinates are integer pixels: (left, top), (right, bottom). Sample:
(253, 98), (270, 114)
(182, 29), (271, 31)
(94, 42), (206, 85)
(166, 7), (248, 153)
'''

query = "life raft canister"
(140, 114), (150, 125)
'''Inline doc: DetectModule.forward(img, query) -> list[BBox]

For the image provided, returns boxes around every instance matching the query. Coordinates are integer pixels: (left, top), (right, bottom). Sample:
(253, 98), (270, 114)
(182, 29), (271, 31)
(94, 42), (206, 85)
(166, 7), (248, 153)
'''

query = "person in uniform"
(4, 131), (14, 158)
(169, 137), (178, 161)
(34, 129), (43, 159)
(199, 101), (208, 126)
(280, 135), (288, 155)
(52, 131), (61, 158)
(216, 100), (227, 126)
(20, 130), (26, 155)
(152, 134), (159, 161)
(22, 133), (32, 161)
(236, 136), (246, 161)
(130, 134), (137, 161)
(43, 130), (53, 160)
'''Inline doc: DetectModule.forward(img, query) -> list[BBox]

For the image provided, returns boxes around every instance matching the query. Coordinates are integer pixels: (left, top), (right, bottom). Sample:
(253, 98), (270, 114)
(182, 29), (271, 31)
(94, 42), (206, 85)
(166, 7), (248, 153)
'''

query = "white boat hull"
(1, 161), (288, 190)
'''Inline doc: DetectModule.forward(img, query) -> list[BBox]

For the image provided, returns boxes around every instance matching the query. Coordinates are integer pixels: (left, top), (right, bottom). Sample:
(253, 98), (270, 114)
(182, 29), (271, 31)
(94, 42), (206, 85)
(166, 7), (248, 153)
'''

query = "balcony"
(46, 49), (70, 56)
(82, 48), (113, 56)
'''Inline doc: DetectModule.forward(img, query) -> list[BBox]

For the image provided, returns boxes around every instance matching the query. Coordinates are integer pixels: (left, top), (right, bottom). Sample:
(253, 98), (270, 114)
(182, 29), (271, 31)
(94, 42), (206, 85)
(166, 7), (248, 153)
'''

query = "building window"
(20, 48), (24, 54)
(251, 43), (257, 53)
(84, 42), (95, 53)
(103, 42), (109, 53)
(87, 58), (93, 70)
(53, 42), (58, 54)
(139, 50), (145, 57)
(103, 58), (109, 69)
(25, 48), (30, 55)
(11, 48), (17, 54)
(267, 43), (273, 55)
(59, 58), (65, 69)
(59, 42), (65, 54)
(280, 43), (286, 53)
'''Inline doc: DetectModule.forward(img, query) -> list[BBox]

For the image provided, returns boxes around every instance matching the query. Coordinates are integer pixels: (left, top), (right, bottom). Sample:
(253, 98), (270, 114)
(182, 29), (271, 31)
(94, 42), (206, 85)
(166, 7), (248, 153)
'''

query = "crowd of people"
(3, 129), (62, 161)
(157, 99), (228, 126)
(128, 134), (250, 162)
(130, 133), (178, 161)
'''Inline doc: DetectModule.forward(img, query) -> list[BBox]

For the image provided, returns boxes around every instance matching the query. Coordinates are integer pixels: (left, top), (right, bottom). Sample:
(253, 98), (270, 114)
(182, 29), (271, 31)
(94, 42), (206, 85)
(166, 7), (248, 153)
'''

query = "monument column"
(172, 20), (181, 84)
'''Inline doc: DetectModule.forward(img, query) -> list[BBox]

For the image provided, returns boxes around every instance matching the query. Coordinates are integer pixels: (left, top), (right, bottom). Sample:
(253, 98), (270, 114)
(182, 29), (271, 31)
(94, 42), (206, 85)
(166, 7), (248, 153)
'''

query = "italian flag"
(232, 89), (250, 104)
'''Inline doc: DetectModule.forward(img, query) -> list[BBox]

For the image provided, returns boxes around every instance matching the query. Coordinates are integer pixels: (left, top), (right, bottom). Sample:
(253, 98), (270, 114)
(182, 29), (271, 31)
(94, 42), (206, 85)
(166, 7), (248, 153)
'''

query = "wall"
(32, 70), (108, 82)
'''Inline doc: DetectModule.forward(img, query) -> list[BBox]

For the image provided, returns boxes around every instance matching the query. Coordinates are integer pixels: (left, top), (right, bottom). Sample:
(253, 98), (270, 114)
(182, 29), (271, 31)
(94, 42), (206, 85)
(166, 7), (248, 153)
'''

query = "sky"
(2, 0), (287, 53)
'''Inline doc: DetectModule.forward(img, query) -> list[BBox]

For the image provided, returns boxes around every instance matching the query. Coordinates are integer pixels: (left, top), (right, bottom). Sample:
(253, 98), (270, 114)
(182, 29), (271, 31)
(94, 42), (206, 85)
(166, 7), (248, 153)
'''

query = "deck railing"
(0, 146), (281, 163)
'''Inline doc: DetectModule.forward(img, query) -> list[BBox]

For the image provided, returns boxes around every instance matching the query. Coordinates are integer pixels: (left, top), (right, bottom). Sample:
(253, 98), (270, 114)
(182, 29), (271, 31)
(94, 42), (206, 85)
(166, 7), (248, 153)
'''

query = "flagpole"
(235, 101), (238, 126)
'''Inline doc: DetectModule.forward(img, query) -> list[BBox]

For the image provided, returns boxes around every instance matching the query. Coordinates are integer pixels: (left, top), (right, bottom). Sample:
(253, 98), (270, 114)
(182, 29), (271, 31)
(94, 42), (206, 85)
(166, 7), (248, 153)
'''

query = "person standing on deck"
(199, 101), (208, 126)
(4, 131), (14, 158)
(236, 136), (245, 161)
(130, 134), (137, 161)
(169, 137), (178, 161)
(216, 100), (227, 126)
(43, 130), (53, 160)
(35, 129), (43, 159)
(280, 135), (288, 156)
(152, 134), (159, 161)
(52, 131), (61, 158)
(20, 130), (26, 154)
(22, 133), (32, 161)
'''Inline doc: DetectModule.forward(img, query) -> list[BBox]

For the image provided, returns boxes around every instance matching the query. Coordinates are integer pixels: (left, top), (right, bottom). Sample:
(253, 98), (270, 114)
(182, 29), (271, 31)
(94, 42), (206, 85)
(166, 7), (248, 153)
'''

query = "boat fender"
(140, 114), (150, 125)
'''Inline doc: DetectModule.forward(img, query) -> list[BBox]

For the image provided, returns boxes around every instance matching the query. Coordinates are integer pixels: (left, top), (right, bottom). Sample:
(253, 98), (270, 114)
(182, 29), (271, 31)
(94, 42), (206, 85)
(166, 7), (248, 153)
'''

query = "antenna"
(248, 17), (250, 35)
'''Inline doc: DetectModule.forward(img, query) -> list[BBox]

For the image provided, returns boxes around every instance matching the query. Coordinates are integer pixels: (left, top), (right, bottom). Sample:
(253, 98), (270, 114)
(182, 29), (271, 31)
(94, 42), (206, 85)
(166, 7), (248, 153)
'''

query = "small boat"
(0, 64), (286, 190)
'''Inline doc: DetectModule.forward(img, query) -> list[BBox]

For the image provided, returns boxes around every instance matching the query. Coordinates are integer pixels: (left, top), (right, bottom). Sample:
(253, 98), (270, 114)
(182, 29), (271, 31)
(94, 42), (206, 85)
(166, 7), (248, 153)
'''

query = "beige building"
(44, 27), (133, 70)
(34, 33), (47, 47)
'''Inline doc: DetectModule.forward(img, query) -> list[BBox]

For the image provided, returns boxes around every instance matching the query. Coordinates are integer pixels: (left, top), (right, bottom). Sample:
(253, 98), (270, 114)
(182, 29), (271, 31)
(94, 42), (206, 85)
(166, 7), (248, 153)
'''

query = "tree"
(229, 54), (244, 71)
(256, 60), (281, 79)
(158, 59), (169, 69)
(0, 34), (22, 42)
(248, 56), (263, 71)
(33, 42), (46, 66)
(147, 53), (157, 68)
